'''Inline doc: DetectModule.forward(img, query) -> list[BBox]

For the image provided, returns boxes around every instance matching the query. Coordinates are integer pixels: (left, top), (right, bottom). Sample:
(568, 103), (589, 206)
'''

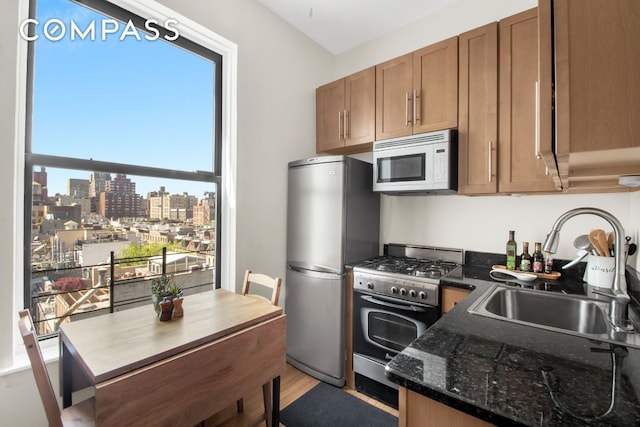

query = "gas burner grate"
(355, 255), (460, 280)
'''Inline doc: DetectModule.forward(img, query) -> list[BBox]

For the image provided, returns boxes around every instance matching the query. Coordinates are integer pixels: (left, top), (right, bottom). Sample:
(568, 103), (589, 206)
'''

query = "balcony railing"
(30, 247), (216, 338)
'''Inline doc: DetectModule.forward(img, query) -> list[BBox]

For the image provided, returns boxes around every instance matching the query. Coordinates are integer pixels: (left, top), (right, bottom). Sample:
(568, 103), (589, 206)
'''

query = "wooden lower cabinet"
(399, 387), (493, 427)
(441, 286), (471, 315)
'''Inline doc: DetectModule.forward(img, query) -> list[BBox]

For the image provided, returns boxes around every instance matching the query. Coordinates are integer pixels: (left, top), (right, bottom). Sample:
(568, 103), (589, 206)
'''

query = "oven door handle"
(360, 295), (428, 312)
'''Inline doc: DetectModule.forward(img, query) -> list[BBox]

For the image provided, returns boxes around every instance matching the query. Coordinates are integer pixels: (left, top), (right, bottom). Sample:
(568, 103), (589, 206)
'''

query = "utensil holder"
(583, 255), (615, 288)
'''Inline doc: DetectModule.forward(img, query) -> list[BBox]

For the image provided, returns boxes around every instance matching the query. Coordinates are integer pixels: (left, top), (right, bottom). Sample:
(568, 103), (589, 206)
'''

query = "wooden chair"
(237, 270), (282, 427)
(18, 310), (95, 427)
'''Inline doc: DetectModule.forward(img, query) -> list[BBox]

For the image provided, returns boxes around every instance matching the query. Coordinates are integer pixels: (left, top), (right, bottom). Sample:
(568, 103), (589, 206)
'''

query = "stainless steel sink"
(468, 285), (610, 337)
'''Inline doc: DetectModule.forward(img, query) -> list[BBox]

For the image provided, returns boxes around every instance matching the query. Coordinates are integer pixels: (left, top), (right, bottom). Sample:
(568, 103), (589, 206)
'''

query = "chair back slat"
(18, 310), (63, 427)
(241, 270), (282, 306)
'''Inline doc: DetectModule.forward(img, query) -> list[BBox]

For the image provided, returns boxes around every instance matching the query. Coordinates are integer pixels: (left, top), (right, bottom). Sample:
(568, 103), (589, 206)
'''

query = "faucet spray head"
(543, 230), (559, 254)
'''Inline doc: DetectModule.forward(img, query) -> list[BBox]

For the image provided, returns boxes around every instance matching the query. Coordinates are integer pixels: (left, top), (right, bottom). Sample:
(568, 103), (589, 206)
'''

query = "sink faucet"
(543, 207), (632, 332)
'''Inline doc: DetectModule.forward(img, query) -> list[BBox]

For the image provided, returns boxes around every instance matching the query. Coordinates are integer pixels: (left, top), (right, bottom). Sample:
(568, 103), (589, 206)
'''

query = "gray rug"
(280, 382), (398, 427)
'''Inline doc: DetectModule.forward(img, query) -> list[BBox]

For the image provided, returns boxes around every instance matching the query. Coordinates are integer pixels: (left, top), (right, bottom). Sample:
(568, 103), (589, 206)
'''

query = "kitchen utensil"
(588, 229), (608, 257)
(595, 229), (610, 257)
(625, 236), (636, 259)
(562, 249), (589, 269)
(489, 269), (537, 281)
(607, 231), (615, 255)
(573, 234), (593, 252)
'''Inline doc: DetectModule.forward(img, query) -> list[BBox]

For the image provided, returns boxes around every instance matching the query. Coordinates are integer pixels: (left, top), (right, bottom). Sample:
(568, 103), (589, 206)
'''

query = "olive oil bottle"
(506, 230), (517, 270)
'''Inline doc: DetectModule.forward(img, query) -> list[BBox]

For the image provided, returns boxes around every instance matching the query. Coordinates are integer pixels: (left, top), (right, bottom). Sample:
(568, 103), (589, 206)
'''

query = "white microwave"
(373, 129), (458, 194)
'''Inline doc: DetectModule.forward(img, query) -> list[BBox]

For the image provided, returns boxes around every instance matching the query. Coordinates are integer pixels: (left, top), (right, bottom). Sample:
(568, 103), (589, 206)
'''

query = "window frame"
(22, 0), (232, 320)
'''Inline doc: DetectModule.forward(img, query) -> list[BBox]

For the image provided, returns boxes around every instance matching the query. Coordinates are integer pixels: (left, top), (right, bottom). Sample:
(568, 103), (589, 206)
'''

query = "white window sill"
(0, 337), (59, 377)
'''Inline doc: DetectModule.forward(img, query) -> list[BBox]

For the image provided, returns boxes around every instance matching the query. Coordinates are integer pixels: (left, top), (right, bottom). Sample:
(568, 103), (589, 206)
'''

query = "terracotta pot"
(159, 300), (173, 321)
(172, 297), (184, 318)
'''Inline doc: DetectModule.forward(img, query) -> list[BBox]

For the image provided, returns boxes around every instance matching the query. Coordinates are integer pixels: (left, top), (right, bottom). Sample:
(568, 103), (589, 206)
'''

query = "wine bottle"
(532, 242), (544, 273)
(520, 241), (532, 272)
(506, 230), (517, 270)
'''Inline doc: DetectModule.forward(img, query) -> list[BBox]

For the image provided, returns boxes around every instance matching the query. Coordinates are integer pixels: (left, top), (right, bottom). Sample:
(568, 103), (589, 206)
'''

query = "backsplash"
(465, 250), (639, 304)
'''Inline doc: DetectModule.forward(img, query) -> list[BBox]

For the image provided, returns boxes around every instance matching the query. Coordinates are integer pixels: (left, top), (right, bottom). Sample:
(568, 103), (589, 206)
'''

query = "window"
(24, 0), (223, 336)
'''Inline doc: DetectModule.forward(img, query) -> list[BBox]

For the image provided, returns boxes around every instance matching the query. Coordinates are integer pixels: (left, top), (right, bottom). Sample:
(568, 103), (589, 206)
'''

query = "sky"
(30, 0), (216, 197)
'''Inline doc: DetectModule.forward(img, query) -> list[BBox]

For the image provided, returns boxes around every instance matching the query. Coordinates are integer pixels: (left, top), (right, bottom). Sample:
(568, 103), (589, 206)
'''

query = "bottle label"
(506, 243), (516, 270)
(533, 261), (543, 273)
(520, 259), (531, 272)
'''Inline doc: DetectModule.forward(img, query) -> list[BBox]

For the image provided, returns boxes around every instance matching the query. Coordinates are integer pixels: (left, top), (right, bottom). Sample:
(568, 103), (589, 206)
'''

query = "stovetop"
(354, 256), (460, 280)
(352, 245), (464, 305)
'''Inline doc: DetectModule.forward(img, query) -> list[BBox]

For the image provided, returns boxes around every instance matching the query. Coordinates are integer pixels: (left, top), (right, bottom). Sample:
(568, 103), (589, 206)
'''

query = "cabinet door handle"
(488, 141), (493, 183)
(535, 81), (541, 159)
(344, 109), (348, 139)
(338, 111), (342, 140)
(405, 92), (410, 126)
(413, 89), (420, 125)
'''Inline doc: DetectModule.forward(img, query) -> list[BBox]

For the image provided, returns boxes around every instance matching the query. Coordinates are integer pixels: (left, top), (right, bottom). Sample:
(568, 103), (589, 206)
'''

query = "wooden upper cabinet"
(316, 79), (346, 152)
(376, 37), (458, 141)
(458, 23), (498, 195)
(316, 67), (375, 154)
(375, 53), (414, 140)
(345, 68), (376, 147)
(539, 0), (640, 191)
(498, 8), (559, 193)
(413, 38), (459, 134)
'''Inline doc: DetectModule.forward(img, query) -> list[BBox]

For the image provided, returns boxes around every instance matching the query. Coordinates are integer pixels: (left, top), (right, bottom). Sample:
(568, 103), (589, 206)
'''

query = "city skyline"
(39, 167), (215, 199)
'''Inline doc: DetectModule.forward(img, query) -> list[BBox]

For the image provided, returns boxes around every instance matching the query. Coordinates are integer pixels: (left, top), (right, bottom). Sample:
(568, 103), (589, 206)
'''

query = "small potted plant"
(151, 274), (176, 315)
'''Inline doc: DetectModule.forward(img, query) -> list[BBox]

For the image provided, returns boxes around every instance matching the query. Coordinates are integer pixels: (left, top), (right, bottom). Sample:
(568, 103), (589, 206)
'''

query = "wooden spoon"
(589, 228), (609, 257)
(588, 229), (607, 257)
(596, 229), (611, 257)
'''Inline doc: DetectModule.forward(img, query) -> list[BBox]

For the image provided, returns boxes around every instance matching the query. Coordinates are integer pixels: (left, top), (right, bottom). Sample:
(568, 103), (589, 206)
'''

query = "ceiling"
(256, 0), (456, 54)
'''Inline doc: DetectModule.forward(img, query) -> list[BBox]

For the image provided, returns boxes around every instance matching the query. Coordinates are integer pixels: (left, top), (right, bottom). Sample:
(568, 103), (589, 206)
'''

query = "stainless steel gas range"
(351, 244), (464, 408)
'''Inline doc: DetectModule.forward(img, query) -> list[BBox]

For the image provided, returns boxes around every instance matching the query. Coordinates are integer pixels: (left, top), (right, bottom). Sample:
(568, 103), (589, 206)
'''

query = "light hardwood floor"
(204, 364), (398, 426)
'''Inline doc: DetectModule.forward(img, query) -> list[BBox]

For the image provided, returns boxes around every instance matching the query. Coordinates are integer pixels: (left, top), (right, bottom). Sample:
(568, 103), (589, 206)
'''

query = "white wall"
(380, 192), (639, 268)
(0, 0), (332, 424)
(154, 0), (333, 292)
(339, 0), (640, 270)
(333, 0), (538, 78)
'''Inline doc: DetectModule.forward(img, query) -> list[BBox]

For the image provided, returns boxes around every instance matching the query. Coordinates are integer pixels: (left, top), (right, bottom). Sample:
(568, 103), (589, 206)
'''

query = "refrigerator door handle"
(287, 264), (344, 279)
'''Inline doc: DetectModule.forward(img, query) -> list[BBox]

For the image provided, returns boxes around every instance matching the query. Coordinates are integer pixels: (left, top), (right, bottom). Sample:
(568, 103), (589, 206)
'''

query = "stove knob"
(367, 282), (374, 290)
(391, 286), (399, 294)
(418, 291), (427, 300)
(409, 290), (417, 298)
(400, 288), (407, 296)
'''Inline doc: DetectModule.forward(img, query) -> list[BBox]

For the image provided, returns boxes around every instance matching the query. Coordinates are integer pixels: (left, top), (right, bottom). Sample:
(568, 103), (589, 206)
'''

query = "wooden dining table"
(59, 289), (286, 426)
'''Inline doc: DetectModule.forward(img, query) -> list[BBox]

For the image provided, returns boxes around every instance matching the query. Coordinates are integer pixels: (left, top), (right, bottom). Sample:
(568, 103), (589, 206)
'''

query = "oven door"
(353, 289), (439, 364)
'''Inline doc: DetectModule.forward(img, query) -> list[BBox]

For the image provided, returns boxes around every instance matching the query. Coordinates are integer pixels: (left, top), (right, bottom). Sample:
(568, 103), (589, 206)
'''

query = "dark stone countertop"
(385, 264), (640, 426)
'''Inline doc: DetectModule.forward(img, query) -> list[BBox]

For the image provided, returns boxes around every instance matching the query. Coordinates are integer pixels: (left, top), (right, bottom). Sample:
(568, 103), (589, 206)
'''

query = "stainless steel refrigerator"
(285, 155), (380, 386)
